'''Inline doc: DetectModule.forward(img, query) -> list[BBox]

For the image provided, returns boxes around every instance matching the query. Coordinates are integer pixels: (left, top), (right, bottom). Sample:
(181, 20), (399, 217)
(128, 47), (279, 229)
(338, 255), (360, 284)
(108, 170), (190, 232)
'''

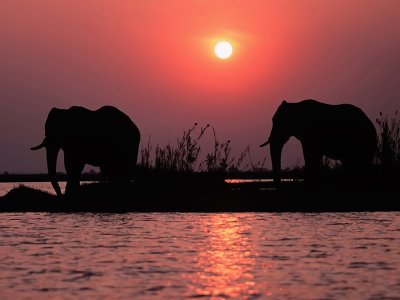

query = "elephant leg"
(111, 165), (131, 184)
(130, 147), (139, 182)
(302, 143), (322, 186)
(100, 163), (118, 182)
(99, 165), (110, 182)
(64, 152), (85, 196)
(100, 164), (129, 194)
(107, 155), (132, 183)
(341, 156), (372, 187)
(116, 148), (136, 183)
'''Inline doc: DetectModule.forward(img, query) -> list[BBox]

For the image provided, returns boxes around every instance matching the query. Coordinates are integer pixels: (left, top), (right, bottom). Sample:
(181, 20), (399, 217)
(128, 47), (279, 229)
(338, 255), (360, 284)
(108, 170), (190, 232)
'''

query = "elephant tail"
(260, 139), (270, 147)
(31, 138), (46, 150)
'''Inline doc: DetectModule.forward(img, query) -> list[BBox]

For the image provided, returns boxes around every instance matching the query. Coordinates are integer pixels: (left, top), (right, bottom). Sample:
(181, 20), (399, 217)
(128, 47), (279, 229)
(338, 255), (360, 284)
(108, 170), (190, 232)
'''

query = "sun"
(214, 41), (233, 59)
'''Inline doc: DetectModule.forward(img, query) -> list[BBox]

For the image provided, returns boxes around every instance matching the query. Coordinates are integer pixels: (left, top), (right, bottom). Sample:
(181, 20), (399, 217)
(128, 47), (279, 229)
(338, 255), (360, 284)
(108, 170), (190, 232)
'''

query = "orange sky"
(1, 0), (400, 172)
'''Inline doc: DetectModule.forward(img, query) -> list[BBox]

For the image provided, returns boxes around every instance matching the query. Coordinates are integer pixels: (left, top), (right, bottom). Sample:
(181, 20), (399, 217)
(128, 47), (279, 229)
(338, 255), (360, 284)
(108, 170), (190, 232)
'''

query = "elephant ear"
(45, 108), (68, 138)
(276, 100), (288, 113)
(46, 108), (61, 125)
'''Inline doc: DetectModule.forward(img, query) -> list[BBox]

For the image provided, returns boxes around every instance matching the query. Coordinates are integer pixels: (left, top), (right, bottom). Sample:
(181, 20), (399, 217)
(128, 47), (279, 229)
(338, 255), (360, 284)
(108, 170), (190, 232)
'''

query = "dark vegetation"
(375, 111), (400, 180)
(2, 180), (398, 213)
(138, 123), (264, 174)
(0, 111), (399, 212)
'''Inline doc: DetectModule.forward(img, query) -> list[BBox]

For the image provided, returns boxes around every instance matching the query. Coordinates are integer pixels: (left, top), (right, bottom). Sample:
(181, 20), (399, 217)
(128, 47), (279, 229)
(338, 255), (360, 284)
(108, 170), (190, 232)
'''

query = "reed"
(139, 123), (209, 172)
(138, 124), (262, 173)
(200, 127), (246, 172)
(375, 111), (400, 171)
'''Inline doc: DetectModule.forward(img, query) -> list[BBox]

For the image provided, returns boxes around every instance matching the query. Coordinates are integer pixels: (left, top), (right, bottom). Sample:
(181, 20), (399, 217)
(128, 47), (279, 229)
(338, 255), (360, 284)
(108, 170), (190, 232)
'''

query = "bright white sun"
(214, 41), (233, 59)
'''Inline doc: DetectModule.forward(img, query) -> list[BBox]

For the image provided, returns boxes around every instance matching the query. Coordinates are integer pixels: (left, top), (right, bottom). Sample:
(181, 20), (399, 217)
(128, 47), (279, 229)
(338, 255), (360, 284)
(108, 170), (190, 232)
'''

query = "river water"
(0, 210), (400, 299)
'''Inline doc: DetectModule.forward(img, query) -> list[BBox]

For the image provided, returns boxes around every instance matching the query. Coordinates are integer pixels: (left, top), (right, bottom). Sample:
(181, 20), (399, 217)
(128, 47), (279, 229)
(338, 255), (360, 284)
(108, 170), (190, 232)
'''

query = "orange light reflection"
(186, 214), (261, 298)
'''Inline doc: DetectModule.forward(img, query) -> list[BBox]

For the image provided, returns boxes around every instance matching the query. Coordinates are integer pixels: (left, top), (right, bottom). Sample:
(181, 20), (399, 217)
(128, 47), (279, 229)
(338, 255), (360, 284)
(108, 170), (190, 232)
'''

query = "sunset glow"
(214, 41), (233, 59)
(0, 1), (400, 173)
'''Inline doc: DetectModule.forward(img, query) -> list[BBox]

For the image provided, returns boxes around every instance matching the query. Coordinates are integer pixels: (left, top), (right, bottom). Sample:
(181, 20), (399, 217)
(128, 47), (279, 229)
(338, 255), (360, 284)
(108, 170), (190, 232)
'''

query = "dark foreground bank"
(0, 174), (399, 212)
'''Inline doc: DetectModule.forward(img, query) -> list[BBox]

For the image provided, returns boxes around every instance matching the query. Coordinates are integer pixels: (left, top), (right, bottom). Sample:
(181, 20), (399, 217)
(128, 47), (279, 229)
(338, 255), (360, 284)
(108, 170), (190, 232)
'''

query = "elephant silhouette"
(260, 99), (377, 185)
(31, 106), (141, 196)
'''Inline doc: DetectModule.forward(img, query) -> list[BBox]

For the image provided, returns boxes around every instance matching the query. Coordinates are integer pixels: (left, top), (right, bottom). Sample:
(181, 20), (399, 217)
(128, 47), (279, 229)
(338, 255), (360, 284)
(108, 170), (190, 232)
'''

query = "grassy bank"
(1, 173), (399, 213)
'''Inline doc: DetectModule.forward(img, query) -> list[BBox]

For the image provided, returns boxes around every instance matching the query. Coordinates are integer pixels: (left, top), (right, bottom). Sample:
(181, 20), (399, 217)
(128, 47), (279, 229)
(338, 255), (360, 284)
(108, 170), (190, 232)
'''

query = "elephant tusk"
(260, 139), (270, 147)
(31, 138), (46, 150)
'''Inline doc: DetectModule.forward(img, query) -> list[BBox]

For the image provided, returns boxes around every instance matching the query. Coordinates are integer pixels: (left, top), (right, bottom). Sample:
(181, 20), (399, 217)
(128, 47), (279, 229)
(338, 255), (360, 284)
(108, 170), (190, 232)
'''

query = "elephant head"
(31, 108), (67, 196)
(260, 101), (298, 185)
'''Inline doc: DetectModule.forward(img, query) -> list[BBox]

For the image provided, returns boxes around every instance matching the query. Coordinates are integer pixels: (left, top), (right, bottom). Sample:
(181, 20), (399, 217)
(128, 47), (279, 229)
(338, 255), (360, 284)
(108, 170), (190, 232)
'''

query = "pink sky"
(1, 0), (400, 173)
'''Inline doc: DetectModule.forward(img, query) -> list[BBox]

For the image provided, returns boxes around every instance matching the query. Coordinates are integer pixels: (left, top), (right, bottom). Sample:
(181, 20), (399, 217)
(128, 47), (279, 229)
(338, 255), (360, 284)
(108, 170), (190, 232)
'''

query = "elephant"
(260, 99), (377, 186)
(31, 105), (141, 196)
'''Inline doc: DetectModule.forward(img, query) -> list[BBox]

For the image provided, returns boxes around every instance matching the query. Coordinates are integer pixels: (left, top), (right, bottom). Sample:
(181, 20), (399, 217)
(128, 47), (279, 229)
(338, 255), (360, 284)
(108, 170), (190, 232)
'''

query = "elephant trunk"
(270, 142), (283, 186)
(46, 146), (62, 197)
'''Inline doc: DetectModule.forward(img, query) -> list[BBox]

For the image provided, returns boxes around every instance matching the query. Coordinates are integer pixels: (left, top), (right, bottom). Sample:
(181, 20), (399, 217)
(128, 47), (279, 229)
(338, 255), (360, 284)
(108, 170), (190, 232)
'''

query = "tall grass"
(199, 127), (254, 172)
(138, 124), (263, 173)
(139, 123), (208, 172)
(139, 135), (152, 170)
(154, 123), (209, 172)
(375, 111), (400, 172)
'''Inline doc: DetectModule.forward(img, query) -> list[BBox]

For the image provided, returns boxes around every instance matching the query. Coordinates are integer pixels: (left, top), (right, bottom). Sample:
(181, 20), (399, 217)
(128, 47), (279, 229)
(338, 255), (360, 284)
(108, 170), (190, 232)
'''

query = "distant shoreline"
(0, 173), (101, 183)
(0, 170), (279, 183)
(1, 179), (399, 213)
(1, 169), (399, 213)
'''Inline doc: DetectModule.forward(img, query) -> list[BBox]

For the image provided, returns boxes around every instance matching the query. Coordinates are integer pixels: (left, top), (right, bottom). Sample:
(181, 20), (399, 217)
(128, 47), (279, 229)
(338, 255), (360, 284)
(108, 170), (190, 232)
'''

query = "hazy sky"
(1, 0), (400, 173)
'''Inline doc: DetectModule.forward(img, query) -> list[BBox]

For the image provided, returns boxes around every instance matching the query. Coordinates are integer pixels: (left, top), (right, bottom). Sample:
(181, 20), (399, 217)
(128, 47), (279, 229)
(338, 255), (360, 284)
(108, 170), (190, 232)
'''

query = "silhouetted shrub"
(142, 123), (210, 172)
(375, 111), (400, 171)
(139, 135), (152, 170)
(137, 124), (263, 173)
(201, 127), (234, 172)
(198, 127), (260, 172)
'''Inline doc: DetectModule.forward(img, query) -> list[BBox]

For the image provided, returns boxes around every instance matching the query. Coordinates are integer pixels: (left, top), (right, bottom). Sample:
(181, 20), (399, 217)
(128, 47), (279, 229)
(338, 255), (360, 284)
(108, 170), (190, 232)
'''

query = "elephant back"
(94, 106), (140, 143)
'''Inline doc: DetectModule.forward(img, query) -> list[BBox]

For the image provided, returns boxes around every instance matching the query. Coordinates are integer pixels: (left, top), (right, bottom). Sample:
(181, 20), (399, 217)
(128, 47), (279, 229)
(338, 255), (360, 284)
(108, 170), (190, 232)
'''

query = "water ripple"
(0, 212), (399, 299)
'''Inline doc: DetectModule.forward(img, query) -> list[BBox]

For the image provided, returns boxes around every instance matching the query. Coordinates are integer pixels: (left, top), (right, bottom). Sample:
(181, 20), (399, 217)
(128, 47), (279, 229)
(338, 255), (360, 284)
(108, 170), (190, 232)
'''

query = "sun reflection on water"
(186, 214), (261, 299)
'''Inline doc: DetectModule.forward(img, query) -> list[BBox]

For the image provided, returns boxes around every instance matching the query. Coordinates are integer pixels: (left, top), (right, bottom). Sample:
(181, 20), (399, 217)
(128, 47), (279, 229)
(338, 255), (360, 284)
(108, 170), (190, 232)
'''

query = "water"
(0, 212), (400, 299)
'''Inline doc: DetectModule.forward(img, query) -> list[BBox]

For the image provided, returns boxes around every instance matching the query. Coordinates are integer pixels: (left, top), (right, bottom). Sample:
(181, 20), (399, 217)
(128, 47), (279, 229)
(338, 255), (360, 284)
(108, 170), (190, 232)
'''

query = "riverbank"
(0, 174), (398, 213)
